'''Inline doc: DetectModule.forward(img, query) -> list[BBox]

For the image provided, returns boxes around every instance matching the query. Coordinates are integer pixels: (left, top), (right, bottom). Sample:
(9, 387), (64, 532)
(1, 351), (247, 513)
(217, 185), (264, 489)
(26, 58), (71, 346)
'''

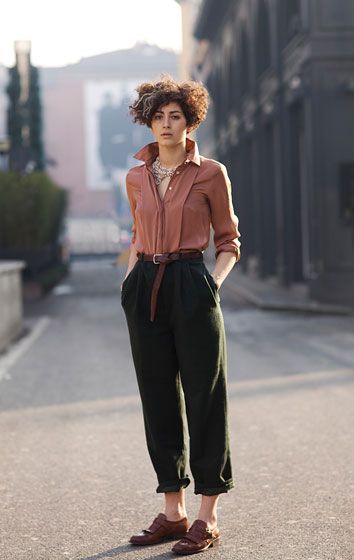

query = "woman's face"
(150, 102), (190, 147)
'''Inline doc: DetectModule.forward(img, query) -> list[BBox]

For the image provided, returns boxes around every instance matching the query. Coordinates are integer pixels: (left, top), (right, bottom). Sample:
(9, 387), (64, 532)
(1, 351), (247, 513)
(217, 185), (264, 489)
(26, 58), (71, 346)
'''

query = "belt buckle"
(153, 253), (163, 264)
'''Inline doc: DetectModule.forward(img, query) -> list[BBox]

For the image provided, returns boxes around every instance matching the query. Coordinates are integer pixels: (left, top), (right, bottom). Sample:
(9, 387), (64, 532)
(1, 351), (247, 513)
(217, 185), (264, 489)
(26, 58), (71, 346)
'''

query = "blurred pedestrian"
(120, 75), (241, 555)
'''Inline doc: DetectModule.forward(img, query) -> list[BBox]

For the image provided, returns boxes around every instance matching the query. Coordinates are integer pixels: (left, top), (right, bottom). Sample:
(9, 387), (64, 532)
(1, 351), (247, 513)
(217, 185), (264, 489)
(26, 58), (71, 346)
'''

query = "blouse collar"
(133, 137), (201, 167)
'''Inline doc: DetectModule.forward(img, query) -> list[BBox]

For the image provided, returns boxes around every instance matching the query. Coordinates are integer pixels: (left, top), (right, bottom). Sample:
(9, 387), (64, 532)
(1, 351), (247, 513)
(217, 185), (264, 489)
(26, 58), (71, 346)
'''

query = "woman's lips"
(161, 133), (172, 137)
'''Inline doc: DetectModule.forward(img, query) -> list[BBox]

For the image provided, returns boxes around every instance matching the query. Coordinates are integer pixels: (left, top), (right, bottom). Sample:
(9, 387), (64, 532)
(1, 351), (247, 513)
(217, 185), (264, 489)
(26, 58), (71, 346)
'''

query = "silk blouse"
(125, 137), (241, 260)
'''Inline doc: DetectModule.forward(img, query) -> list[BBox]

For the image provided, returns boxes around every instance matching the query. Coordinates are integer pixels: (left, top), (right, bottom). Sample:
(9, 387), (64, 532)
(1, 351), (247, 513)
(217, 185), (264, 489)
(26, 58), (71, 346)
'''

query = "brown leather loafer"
(171, 519), (220, 555)
(129, 513), (189, 546)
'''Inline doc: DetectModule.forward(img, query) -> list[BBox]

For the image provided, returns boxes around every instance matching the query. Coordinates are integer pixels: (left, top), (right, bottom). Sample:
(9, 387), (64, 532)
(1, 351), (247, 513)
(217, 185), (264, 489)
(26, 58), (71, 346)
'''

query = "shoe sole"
(130, 533), (188, 546)
(172, 536), (221, 555)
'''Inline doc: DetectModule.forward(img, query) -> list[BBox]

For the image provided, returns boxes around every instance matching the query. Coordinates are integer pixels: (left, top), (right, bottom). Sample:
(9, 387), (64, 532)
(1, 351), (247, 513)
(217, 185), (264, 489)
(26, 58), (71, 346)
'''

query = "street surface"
(0, 258), (353, 560)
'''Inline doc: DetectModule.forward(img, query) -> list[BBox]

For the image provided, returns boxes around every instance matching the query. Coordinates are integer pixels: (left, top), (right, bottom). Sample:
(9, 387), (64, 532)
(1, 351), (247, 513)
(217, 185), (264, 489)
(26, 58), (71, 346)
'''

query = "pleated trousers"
(121, 254), (234, 495)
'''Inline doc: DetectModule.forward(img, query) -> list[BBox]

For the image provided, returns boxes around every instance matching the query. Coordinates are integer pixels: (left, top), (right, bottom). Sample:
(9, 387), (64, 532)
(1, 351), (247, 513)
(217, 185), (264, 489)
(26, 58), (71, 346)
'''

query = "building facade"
(194, 0), (354, 306)
(174, 0), (202, 80)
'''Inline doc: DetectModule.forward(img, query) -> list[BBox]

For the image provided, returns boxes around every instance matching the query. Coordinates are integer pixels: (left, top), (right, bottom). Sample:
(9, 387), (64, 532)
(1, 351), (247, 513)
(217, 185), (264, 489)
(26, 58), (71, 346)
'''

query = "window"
(240, 27), (250, 97)
(284, 0), (301, 42)
(256, 0), (271, 76)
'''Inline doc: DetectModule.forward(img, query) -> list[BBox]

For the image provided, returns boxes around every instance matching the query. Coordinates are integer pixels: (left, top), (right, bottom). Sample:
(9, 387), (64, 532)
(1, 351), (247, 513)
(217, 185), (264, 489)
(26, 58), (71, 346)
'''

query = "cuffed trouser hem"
(194, 479), (234, 496)
(156, 477), (191, 493)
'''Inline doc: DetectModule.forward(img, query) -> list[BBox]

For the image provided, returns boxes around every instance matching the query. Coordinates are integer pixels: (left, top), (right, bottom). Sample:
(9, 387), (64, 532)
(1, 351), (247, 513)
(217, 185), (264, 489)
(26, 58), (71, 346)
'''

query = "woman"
(120, 76), (241, 555)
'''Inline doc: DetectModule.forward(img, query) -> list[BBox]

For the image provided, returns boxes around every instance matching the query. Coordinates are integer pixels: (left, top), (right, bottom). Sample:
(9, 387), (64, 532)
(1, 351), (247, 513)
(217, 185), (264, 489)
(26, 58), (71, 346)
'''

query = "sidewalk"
(225, 268), (354, 316)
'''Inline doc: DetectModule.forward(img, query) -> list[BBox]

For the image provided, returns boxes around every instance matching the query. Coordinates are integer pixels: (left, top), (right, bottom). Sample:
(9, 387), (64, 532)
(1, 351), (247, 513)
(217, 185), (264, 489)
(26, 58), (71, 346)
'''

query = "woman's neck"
(158, 142), (187, 168)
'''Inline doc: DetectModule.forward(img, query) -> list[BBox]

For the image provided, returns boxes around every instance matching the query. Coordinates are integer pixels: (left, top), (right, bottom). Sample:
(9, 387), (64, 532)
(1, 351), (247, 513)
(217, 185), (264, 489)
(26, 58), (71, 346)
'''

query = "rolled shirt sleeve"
(209, 164), (241, 261)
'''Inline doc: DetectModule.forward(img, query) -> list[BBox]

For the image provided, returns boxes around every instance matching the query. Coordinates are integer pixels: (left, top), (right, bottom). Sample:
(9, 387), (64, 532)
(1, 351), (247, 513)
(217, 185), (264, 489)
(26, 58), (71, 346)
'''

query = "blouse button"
(168, 187), (172, 190)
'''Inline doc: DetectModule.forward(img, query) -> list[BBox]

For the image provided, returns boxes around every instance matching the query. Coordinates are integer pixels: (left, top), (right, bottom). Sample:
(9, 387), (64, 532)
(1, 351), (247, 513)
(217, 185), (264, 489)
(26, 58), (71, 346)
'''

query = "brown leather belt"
(137, 251), (203, 321)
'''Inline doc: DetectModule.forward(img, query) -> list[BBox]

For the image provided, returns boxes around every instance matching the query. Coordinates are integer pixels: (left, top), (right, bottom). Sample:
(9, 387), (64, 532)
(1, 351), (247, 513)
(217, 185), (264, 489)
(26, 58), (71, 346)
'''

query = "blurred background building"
(191, 0), (354, 307)
(174, 0), (202, 80)
(0, 62), (9, 170)
(40, 42), (177, 254)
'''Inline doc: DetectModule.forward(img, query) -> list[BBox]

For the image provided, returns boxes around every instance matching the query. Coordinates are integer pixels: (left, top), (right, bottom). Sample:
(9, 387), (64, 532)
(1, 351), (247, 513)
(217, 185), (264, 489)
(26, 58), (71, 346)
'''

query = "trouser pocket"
(200, 263), (220, 304)
(120, 262), (139, 307)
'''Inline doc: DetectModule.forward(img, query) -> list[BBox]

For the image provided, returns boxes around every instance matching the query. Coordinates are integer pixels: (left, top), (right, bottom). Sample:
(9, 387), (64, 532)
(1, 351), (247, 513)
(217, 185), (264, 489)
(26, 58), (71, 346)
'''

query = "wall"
(0, 262), (25, 353)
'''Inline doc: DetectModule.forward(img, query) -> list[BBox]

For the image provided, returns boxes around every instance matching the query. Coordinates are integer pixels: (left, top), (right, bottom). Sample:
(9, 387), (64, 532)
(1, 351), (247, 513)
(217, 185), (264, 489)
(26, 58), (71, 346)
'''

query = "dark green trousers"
(121, 254), (234, 495)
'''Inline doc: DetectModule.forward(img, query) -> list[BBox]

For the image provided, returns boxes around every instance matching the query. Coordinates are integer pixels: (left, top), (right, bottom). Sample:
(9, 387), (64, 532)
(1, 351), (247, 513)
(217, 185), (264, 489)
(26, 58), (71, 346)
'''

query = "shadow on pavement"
(78, 543), (175, 559)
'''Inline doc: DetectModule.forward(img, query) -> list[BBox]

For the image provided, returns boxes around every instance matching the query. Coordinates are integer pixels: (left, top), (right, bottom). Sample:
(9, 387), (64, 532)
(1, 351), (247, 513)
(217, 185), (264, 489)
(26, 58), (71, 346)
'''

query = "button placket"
(147, 157), (192, 253)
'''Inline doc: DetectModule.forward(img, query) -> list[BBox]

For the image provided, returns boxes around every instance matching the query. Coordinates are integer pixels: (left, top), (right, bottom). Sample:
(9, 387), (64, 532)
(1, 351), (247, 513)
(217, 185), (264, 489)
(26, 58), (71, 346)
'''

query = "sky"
(0, 0), (182, 67)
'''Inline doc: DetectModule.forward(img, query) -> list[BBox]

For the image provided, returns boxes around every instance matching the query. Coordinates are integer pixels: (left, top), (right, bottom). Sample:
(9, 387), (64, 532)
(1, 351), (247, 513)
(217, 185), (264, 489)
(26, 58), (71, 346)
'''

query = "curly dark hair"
(129, 74), (209, 131)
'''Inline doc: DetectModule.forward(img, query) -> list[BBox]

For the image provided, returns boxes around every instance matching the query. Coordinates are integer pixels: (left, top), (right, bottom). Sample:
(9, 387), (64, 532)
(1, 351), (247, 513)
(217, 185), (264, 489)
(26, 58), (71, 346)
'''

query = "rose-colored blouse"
(125, 138), (241, 260)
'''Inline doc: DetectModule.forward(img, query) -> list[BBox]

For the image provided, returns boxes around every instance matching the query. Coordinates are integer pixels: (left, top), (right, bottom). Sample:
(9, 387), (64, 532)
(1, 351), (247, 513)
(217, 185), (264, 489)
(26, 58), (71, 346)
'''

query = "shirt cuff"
(215, 246), (241, 261)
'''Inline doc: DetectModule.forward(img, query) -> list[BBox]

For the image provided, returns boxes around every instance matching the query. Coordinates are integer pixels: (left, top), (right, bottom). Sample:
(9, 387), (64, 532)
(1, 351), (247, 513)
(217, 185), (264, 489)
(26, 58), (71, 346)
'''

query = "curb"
(225, 275), (354, 316)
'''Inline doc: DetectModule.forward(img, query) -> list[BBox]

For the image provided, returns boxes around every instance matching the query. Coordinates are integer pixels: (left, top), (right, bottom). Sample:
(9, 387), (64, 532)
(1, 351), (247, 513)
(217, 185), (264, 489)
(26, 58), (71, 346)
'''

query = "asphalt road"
(0, 259), (353, 560)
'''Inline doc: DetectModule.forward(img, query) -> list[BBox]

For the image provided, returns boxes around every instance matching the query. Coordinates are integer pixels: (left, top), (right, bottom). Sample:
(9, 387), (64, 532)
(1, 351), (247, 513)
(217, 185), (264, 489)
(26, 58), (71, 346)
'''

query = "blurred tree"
(6, 66), (22, 166)
(6, 60), (45, 172)
(29, 65), (45, 170)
